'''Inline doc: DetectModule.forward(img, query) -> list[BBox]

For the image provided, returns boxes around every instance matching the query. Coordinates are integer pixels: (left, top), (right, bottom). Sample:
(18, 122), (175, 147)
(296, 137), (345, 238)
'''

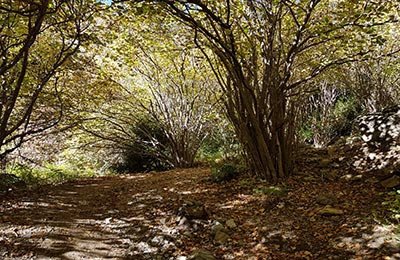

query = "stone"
(317, 206), (344, 216)
(211, 222), (225, 234)
(214, 230), (230, 245)
(380, 175), (400, 188)
(324, 171), (340, 181)
(189, 249), (215, 260)
(316, 194), (338, 206)
(319, 159), (331, 168)
(178, 200), (209, 220)
(354, 105), (400, 149)
(225, 219), (237, 229)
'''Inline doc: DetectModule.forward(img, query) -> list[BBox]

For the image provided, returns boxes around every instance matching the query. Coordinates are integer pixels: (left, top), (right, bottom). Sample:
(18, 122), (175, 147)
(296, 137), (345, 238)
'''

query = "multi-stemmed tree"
(0, 0), (98, 164)
(147, 0), (400, 181)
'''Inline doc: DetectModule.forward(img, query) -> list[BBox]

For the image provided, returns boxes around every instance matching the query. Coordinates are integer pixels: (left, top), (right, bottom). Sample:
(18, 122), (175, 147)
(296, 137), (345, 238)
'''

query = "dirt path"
(0, 155), (399, 259)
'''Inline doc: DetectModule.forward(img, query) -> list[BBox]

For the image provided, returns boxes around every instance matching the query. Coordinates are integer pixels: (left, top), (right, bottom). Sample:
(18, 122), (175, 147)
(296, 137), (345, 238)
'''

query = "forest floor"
(0, 142), (399, 260)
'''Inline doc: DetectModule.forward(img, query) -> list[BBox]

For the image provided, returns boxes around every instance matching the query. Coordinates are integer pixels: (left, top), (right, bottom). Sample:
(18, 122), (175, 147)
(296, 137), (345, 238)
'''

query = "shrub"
(211, 163), (244, 183)
(383, 190), (400, 223)
(197, 122), (243, 166)
(6, 162), (96, 186)
(113, 118), (172, 173)
(0, 173), (26, 192)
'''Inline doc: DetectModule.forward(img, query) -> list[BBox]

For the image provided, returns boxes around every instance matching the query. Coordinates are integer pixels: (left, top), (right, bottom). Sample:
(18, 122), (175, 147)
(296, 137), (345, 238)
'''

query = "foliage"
(154, 0), (400, 182)
(1, 0), (400, 183)
(77, 7), (220, 170)
(7, 162), (97, 187)
(112, 118), (172, 173)
(382, 190), (400, 223)
(253, 185), (289, 197)
(301, 85), (362, 147)
(341, 51), (400, 113)
(197, 118), (242, 165)
(0, 173), (26, 192)
(0, 0), (100, 161)
(210, 163), (244, 183)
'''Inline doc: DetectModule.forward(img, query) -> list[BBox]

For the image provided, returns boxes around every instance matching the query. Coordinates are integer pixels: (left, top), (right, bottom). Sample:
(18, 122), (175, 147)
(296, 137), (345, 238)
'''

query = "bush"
(211, 163), (244, 183)
(383, 190), (400, 223)
(6, 162), (96, 186)
(197, 122), (243, 165)
(300, 92), (362, 147)
(0, 173), (26, 192)
(113, 118), (172, 173)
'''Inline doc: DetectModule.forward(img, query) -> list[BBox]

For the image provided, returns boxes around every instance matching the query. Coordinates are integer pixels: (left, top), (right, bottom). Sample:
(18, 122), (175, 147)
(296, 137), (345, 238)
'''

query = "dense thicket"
(1, 0), (399, 183)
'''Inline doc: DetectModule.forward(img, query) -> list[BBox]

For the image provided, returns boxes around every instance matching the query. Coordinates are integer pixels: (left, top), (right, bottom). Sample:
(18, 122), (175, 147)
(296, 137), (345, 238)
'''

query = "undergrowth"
(6, 163), (99, 187)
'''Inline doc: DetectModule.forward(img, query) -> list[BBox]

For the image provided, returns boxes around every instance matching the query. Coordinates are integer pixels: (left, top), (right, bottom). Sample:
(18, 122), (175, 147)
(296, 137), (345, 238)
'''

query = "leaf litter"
(0, 144), (399, 260)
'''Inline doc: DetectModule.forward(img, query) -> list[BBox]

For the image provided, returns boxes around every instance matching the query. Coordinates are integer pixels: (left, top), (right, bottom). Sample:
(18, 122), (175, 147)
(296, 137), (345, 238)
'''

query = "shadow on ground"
(0, 162), (399, 259)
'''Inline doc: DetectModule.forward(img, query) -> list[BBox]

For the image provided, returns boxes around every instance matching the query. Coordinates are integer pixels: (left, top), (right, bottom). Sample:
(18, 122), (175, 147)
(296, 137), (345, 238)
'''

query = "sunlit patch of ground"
(0, 156), (399, 260)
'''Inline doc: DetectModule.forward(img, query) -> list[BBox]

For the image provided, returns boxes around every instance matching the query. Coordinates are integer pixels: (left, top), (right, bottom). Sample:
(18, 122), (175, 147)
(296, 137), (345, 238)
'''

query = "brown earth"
(0, 144), (399, 260)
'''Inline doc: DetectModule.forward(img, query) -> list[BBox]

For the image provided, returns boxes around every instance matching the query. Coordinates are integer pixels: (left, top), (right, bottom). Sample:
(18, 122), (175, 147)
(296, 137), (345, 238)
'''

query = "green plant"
(114, 118), (172, 173)
(239, 179), (255, 186)
(197, 122), (242, 166)
(211, 163), (244, 183)
(0, 173), (26, 192)
(382, 190), (400, 222)
(7, 162), (97, 187)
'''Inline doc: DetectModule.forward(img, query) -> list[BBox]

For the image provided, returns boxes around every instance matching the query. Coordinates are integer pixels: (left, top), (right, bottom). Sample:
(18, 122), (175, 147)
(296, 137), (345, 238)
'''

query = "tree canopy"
(1, 0), (400, 181)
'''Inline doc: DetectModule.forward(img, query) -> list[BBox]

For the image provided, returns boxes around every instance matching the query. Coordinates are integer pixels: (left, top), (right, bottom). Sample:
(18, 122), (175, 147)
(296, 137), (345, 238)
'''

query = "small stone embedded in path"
(211, 222), (225, 234)
(380, 175), (400, 188)
(178, 200), (209, 220)
(214, 230), (230, 245)
(225, 219), (237, 229)
(189, 249), (216, 260)
(317, 206), (344, 216)
(316, 194), (338, 206)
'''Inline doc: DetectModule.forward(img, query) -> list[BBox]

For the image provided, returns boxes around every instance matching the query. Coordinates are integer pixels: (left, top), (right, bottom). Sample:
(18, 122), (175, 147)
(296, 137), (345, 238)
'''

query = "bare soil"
(0, 145), (399, 259)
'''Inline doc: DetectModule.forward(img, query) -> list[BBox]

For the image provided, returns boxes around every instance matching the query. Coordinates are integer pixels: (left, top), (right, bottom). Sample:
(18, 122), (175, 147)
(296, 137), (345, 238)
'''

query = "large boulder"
(354, 105), (400, 149)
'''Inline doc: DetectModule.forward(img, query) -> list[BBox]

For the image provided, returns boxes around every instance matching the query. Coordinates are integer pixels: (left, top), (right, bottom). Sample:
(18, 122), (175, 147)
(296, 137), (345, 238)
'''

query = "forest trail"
(0, 146), (399, 259)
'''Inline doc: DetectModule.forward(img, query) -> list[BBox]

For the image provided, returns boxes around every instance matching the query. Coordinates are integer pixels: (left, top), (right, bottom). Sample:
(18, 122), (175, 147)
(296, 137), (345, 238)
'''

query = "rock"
(319, 159), (331, 168)
(366, 177), (379, 183)
(324, 171), (340, 181)
(225, 219), (237, 229)
(149, 236), (165, 246)
(380, 175), (400, 188)
(316, 194), (338, 206)
(354, 105), (400, 149)
(189, 249), (215, 260)
(214, 230), (230, 245)
(178, 200), (209, 220)
(211, 222), (225, 234)
(317, 206), (344, 216)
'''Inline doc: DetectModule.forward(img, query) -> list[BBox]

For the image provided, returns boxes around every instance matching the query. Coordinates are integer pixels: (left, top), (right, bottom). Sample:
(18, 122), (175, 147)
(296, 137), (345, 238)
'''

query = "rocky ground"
(0, 142), (399, 260)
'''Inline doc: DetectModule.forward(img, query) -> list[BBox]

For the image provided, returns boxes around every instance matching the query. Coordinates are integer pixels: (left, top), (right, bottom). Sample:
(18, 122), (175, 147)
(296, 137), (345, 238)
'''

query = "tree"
(147, 0), (400, 181)
(0, 0), (98, 163)
(136, 49), (218, 168)
(78, 9), (219, 169)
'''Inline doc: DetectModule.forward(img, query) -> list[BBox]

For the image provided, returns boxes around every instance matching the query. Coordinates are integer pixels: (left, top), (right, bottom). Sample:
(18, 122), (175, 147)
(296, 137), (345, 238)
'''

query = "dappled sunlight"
(120, 174), (148, 180)
(217, 194), (260, 209)
(353, 144), (400, 171)
(335, 224), (400, 259)
(1, 167), (399, 259)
